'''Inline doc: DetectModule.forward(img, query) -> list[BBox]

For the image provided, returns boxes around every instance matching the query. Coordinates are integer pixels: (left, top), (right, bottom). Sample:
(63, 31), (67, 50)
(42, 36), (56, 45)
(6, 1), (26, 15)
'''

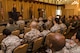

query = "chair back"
(0, 33), (4, 43)
(62, 28), (67, 35)
(18, 34), (24, 39)
(0, 26), (5, 33)
(12, 30), (20, 36)
(32, 37), (43, 52)
(19, 24), (25, 30)
(66, 26), (71, 34)
(24, 28), (31, 34)
(13, 44), (28, 53)
(55, 29), (61, 33)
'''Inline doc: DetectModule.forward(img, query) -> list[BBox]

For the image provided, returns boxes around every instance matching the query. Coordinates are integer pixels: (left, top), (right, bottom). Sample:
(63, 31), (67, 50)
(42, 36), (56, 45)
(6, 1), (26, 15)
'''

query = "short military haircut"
(55, 18), (60, 24)
(19, 15), (23, 18)
(3, 29), (11, 36)
(9, 19), (14, 24)
(30, 21), (38, 28)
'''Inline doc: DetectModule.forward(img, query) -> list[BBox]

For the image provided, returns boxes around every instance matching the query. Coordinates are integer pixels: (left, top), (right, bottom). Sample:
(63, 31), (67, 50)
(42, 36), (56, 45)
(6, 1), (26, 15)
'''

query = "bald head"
(30, 21), (38, 29)
(39, 17), (43, 21)
(46, 33), (65, 51)
(18, 16), (23, 20)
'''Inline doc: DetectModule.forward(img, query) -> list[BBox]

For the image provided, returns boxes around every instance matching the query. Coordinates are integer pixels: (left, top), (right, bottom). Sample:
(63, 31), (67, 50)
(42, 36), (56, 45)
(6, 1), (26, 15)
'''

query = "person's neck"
(54, 22), (57, 25)
(10, 24), (14, 25)
(51, 48), (55, 53)
(60, 22), (62, 24)
(31, 27), (36, 29)
(77, 42), (80, 46)
(3, 35), (7, 38)
(19, 19), (22, 20)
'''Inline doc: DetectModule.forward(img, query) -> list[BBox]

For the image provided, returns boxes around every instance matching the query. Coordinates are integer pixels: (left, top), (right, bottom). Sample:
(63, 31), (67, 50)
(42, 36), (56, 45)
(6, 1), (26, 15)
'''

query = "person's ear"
(75, 39), (79, 43)
(50, 43), (52, 48)
(71, 34), (76, 40)
(3, 35), (6, 38)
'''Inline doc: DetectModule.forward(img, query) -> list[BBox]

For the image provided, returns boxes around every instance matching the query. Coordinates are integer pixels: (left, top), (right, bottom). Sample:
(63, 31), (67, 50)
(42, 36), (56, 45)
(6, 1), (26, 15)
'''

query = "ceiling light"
(71, 0), (79, 5)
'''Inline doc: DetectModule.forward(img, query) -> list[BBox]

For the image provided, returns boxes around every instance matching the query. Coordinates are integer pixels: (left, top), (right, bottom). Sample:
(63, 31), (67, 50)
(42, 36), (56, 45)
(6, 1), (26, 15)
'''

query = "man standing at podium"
(12, 4), (18, 21)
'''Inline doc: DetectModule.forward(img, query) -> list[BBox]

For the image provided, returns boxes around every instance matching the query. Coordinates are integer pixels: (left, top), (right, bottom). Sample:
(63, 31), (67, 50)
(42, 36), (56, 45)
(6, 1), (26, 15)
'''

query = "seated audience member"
(24, 21), (41, 43)
(6, 19), (19, 32)
(16, 15), (25, 25)
(78, 15), (80, 21)
(77, 15), (80, 27)
(38, 17), (44, 32)
(45, 33), (65, 53)
(6, 18), (13, 27)
(45, 17), (53, 30)
(65, 16), (73, 28)
(61, 16), (66, 24)
(41, 24), (50, 37)
(59, 19), (67, 33)
(63, 29), (80, 53)
(50, 18), (60, 32)
(33, 17), (38, 22)
(1, 29), (22, 53)
(78, 15), (80, 22)
(71, 15), (78, 29)
(38, 17), (44, 26)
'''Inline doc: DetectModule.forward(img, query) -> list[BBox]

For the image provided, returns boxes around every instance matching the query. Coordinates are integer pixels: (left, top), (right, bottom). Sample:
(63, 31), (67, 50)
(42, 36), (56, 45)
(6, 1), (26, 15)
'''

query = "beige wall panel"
(33, 3), (36, 17)
(40, 3), (44, 9)
(52, 6), (56, 16)
(0, 0), (3, 21)
(50, 6), (53, 15)
(65, 9), (74, 18)
(45, 5), (49, 18)
(48, 5), (50, 17)
(39, 0), (43, 2)
(34, 2), (39, 18)
(62, 7), (65, 16)
(50, 6), (52, 15)
(44, 0), (48, 3)
(65, 4), (79, 16)
(3, 0), (8, 20)
(31, 2), (35, 16)
(0, 0), (2, 1)
(49, 0), (53, 3)
(23, 2), (29, 19)
(16, 1), (21, 12)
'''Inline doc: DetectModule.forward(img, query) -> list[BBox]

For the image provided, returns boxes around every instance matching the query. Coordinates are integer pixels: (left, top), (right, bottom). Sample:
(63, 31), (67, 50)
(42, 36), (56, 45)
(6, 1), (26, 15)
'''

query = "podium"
(8, 12), (20, 21)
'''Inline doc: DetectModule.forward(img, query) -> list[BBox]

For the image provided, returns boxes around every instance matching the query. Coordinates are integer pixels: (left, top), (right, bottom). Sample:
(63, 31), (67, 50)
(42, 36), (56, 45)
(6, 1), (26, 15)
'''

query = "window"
(56, 9), (62, 15)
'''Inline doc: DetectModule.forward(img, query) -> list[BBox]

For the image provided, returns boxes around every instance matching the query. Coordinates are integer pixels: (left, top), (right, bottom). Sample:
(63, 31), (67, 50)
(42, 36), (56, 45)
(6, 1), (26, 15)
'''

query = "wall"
(0, 0), (56, 21)
(65, 0), (80, 18)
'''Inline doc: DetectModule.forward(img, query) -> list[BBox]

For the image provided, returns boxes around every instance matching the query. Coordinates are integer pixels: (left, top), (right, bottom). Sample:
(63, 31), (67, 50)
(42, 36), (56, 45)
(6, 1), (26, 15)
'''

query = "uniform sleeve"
(41, 32), (44, 37)
(24, 33), (29, 43)
(1, 42), (7, 52)
(50, 27), (55, 32)
(37, 31), (42, 37)
(62, 47), (69, 53)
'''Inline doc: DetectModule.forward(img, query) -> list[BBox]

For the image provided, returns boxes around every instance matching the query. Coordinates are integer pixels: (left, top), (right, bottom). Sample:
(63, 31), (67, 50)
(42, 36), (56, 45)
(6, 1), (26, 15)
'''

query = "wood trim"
(13, 0), (65, 6)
